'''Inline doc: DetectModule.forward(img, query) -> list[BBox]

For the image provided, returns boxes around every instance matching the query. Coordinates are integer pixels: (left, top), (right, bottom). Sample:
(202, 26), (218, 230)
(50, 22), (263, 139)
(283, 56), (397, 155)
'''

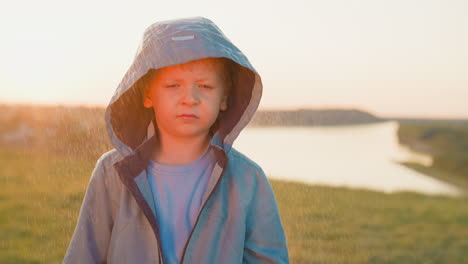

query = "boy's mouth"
(177, 114), (199, 119)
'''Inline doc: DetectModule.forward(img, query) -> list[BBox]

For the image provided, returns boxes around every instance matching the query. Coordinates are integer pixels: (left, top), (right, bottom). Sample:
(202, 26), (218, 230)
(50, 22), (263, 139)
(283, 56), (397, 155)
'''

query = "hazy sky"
(1, 0), (467, 118)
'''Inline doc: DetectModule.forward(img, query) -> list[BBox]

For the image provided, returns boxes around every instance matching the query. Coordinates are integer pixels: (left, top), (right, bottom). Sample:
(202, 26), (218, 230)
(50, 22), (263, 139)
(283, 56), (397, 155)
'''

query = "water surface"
(234, 121), (462, 196)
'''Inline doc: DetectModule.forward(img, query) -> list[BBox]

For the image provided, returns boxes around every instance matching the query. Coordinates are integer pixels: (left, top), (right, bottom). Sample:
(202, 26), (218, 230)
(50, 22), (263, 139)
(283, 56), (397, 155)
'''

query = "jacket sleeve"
(63, 154), (114, 264)
(243, 167), (290, 264)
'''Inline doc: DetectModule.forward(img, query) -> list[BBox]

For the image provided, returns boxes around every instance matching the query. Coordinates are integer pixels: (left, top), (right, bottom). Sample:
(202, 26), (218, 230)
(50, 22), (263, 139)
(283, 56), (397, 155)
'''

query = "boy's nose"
(181, 84), (201, 105)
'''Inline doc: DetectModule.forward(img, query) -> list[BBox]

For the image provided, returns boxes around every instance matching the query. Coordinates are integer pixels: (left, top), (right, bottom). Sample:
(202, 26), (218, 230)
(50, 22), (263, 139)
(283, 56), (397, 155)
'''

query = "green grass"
(1, 146), (468, 263)
(271, 180), (468, 264)
(0, 146), (95, 263)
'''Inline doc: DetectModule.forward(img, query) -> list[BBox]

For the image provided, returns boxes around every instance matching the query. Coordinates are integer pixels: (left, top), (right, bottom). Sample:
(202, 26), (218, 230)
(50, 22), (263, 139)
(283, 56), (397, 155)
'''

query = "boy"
(64, 16), (289, 263)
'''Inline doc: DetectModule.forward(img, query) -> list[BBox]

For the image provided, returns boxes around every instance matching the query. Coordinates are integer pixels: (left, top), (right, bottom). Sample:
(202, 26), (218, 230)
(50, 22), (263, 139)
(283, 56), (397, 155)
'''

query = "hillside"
(248, 108), (383, 127)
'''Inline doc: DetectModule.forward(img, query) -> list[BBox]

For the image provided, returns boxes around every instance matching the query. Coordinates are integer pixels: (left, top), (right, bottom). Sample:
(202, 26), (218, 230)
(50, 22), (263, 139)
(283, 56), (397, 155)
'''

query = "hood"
(105, 16), (263, 158)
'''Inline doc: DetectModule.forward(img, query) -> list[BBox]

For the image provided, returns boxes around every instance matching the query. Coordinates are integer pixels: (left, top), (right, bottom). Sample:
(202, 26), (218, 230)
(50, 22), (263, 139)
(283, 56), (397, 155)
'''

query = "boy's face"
(143, 58), (228, 140)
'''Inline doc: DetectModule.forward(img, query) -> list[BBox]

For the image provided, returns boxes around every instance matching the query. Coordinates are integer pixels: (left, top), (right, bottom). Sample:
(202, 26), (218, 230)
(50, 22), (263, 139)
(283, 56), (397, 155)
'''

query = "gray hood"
(105, 16), (263, 157)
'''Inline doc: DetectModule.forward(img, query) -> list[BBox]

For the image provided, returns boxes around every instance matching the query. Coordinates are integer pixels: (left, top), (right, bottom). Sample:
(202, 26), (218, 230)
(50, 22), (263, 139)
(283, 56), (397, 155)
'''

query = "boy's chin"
(173, 128), (212, 139)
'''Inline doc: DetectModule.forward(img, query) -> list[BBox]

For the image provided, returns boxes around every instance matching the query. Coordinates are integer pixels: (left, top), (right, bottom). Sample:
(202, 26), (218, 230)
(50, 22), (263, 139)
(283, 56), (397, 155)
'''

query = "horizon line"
(1, 101), (467, 121)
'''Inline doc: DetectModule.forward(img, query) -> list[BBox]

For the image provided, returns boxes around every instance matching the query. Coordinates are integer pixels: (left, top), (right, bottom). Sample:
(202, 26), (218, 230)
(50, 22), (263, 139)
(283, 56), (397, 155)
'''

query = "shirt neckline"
(148, 145), (214, 174)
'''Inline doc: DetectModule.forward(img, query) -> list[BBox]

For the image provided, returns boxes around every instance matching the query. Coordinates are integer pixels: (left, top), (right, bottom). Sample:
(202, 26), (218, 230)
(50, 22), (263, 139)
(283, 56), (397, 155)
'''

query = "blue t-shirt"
(147, 146), (216, 264)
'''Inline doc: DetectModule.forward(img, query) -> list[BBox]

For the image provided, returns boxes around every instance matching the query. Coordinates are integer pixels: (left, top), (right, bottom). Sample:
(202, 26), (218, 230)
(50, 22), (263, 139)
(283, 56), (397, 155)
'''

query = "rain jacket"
(64, 16), (289, 264)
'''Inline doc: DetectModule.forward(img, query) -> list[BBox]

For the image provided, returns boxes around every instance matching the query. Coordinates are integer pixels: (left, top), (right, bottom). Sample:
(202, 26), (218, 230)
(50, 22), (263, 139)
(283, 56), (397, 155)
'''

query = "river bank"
(396, 120), (468, 194)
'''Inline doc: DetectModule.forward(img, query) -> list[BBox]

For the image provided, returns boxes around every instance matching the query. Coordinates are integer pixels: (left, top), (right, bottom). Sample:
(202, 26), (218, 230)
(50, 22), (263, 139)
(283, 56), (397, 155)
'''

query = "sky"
(1, 0), (467, 119)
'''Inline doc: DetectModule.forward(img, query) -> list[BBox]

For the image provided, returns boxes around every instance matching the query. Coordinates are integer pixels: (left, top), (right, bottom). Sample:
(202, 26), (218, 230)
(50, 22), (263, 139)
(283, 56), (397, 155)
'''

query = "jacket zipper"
(179, 165), (225, 264)
(120, 164), (167, 264)
(147, 187), (166, 264)
(145, 167), (166, 264)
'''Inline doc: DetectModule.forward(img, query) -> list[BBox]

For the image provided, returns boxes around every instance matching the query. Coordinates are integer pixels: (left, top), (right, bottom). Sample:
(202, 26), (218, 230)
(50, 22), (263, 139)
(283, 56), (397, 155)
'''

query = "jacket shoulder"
(90, 149), (124, 185)
(227, 147), (266, 178)
(96, 148), (124, 170)
(89, 149), (124, 208)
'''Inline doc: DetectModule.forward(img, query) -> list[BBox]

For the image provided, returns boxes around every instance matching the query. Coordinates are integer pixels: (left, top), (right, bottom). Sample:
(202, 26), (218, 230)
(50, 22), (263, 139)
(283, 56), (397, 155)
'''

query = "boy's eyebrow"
(167, 78), (215, 82)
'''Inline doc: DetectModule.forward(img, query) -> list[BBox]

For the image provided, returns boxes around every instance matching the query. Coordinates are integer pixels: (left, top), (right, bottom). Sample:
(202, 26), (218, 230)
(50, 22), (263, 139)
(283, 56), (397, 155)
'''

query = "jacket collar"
(111, 132), (228, 263)
(113, 131), (227, 180)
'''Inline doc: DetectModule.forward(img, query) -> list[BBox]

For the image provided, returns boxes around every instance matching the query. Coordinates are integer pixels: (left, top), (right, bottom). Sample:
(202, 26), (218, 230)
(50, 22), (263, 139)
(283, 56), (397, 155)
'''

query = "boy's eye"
(164, 84), (212, 89)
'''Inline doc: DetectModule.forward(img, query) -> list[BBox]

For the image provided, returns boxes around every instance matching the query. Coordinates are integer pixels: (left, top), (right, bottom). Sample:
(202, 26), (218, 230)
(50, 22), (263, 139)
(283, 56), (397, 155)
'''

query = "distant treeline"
(0, 104), (112, 160)
(248, 108), (384, 126)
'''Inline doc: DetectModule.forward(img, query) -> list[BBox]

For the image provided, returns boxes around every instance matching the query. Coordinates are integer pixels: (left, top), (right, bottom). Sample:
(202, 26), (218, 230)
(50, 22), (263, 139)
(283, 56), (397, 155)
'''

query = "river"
(234, 121), (463, 196)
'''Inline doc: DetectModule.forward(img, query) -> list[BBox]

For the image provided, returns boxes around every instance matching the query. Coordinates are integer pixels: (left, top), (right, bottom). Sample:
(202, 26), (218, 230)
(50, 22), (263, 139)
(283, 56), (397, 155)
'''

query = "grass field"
(1, 146), (467, 263)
